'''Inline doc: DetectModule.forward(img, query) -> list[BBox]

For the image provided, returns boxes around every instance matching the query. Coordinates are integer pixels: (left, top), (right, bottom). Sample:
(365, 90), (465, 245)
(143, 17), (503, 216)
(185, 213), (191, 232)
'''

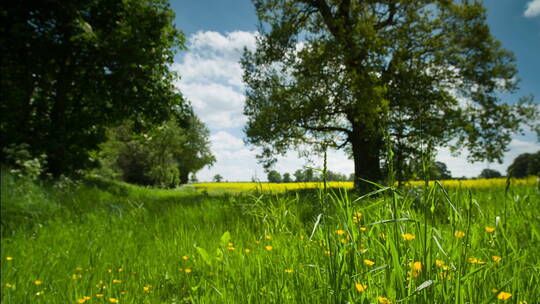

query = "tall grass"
(1, 170), (539, 303)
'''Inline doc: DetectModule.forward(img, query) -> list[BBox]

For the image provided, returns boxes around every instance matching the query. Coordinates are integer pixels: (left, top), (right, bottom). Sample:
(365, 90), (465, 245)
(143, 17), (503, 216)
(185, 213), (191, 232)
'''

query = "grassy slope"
(1, 171), (539, 303)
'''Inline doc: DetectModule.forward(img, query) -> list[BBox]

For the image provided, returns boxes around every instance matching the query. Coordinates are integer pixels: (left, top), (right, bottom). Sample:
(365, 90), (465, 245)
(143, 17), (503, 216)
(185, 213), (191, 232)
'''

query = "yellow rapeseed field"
(193, 176), (537, 193)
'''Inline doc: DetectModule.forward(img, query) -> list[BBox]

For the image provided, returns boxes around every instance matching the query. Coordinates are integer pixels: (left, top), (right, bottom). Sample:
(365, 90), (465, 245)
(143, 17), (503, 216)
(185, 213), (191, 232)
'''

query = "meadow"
(1, 171), (539, 303)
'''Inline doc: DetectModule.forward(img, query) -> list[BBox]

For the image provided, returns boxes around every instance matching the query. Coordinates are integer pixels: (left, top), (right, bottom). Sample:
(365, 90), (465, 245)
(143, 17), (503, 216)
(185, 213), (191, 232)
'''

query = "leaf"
(219, 231), (231, 248)
(195, 247), (211, 266)
(414, 280), (434, 293)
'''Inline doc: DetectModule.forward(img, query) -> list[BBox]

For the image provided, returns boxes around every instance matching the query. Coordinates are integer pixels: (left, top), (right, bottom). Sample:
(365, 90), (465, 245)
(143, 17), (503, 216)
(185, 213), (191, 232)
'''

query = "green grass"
(1, 170), (539, 303)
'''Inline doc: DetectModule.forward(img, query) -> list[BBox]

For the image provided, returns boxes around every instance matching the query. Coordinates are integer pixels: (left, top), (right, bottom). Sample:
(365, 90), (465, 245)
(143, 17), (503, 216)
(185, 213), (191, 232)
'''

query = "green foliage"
(267, 170), (282, 183)
(507, 151), (540, 178)
(2, 144), (47, 180)
(95, 115), (214, 188)
(282, 172), (292, 183)
(0, 0), (187, 176)
(479, 168), (502, 179)
(242, 0), (538, 188)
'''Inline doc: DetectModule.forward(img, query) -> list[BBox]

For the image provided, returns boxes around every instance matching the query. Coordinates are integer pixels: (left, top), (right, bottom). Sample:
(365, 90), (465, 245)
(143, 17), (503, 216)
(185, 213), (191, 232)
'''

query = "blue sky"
(170, 0), (540, 181)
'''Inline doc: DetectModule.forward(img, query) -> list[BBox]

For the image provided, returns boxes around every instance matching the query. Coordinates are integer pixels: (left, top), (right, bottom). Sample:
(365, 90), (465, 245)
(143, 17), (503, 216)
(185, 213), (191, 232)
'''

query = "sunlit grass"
(1, 171), (539, 303)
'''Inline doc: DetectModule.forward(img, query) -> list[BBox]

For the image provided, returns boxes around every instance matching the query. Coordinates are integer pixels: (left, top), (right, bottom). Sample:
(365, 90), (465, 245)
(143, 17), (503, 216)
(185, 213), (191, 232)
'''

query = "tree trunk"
(350, 121), (383, 192)
(179, 170), (189, 184)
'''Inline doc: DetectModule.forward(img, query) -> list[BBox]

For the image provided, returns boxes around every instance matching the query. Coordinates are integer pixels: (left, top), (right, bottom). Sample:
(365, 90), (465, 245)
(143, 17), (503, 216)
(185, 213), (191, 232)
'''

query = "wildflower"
(284, 269), (293, 273)
(5, 283), (13, 288)
(227, 242), (234, 247)
(36, 291), (43, 296)
(96, 294), (104, 298)
(497, 291), (512, 301)
(402, 233), (415, 241)
(6, 256), (13, 261)
(359, 248), (368, 254)
(355, 283), (368, 292)
(360, 226), (368, 231)
(324, 250), (331, 255)
(34, 280), (42, 285)
(355, 211), (363, 217)
(336, 229), (346, 236)
(227, 247), (236, 251)
(435, 260), (445, 267)
(244, 249), (251, 253)
(265, 245), (273, 251)
(107, 269), (112, 273)
(265, 235), (272, 240)
(377, 296), (392, 304)
(77, 298), (86, 303)
(454, 231), (465, 238)
(76, 266), (83, 271)
(143, 285), (151, 292)
(109, 298), (119, 303)
(182, 256), (189, 260)
(485, 226), (495, 233)
(468, 258), (486, 264)
(409, 261), (422, 278)
(184, 268), (192, 274)
(364, 259), (375, 266)
(492, 256), (502, 263)
(117, 268), (123, 272)
(112, 279), (122, 283)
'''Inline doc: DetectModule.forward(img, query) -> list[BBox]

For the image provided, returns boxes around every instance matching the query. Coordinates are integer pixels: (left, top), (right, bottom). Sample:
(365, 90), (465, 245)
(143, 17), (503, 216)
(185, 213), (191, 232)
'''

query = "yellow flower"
(185, 268), (192, 273)
(468, 258), (486, 264)
(402, 233), (415, 240)
(364, 259), (375, 266)
(355, 211), (363, 217)
(77, 298), (86, 303)
(227, 247), (236, 251)
(265, 245), (273, 251)
(497, 291), (512, 301)
(265, 235), (272, 240)
(227, 242), (234, 247)
(244, 249), (251, 253)
(117, 268), (123, 272)
(5, 283), (13, 288)
(143, 286), (151, 292)
(36, 291), (43, 296)
(109, 298), (119, 303)
(76, 266), (83, 271)
(6, 256), (13, 261)
(96, 294), (104, 298)
(324, 250), (331, 255)
(34, 280), (42, 285)
(84, 296), (90, 301)
(112, 279), (122, 283)
(360, 226), (368, 231)
(454, 231), (465, 238)
(409, 261), (422, 278)
(336, 229), (346, 236)
(485, 226), (495, 233)
(355, 283), (368, 292)
(435, 260), (445, 267)
(182, 256), (189, 260)
(492, 256), (502, 263)
(107, 269), (112, 273)
(284, 269), (293, 273)
(377, 296), (392, 304)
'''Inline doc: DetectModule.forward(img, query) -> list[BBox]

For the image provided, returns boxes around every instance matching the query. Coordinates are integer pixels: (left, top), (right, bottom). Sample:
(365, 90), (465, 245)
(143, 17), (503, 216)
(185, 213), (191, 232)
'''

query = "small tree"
(282, 173), (292, 183)
(267, 170), (282, 183)
(213, 174), (223, 183)
(507, 151), (540, 177)
(479, 169), (502, 179)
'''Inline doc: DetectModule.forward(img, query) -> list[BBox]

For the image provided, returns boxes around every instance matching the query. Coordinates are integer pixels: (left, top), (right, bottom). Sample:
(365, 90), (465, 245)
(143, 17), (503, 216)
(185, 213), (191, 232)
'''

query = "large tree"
(507, 151), (540, 178)
(242, 0), (538, 189)
(0, 0), (187, 176)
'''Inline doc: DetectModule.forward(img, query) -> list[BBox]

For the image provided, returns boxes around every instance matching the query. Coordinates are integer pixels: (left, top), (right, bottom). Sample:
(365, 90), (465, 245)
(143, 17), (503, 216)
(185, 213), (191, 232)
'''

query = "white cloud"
(173, 30), (257, 129)
(524, 0), (540, 18)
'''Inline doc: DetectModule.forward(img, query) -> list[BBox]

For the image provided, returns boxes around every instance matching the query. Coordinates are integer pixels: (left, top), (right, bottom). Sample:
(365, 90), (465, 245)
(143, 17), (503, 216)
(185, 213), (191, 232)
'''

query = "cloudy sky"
(170, 0), (540, 182)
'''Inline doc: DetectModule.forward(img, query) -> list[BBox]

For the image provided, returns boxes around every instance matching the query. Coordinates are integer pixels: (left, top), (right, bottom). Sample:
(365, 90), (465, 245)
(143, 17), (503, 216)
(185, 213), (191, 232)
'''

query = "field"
(1, 172), (539, 303)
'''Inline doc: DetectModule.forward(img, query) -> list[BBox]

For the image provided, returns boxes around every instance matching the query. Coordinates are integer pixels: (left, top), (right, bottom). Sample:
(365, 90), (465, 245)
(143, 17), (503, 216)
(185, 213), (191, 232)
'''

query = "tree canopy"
(0, 0), (187, 176)
(242, 0), (538, 189)
(507, 151), (540, 178)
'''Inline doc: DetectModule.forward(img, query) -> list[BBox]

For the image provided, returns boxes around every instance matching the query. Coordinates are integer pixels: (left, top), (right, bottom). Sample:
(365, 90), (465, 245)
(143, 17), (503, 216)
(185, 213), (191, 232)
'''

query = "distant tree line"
(264, 151), (539, 183)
